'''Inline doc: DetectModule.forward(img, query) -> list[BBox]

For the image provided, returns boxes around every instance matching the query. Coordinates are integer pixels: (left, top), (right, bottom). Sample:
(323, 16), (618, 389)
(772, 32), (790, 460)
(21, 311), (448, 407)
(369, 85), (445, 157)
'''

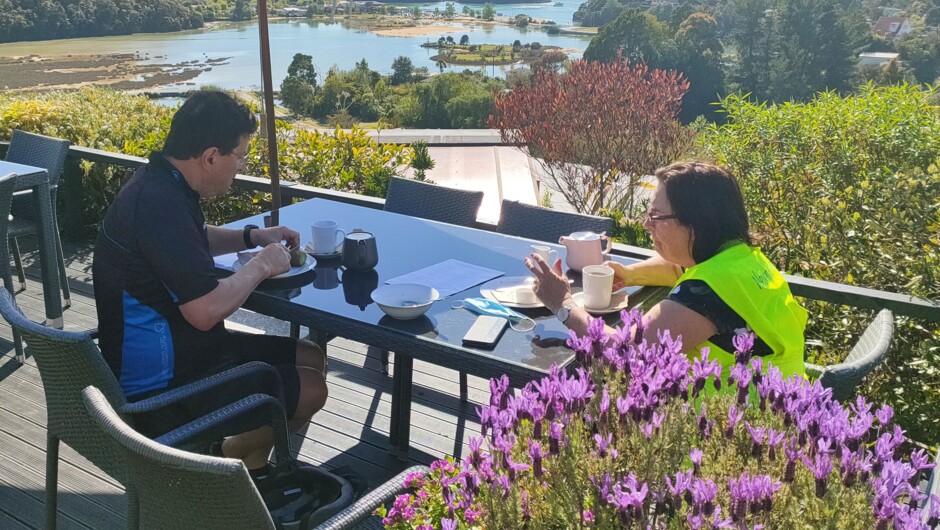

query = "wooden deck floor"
(0, 239), (487, 529)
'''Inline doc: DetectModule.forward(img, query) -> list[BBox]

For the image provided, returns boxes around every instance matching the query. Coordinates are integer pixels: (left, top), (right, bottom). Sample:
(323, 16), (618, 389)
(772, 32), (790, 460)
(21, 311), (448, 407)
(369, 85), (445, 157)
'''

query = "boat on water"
(554, 2), (563, 5)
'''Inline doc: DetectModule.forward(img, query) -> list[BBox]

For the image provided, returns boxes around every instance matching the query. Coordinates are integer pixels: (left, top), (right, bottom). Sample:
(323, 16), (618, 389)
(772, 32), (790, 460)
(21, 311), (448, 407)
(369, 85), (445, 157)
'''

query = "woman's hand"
(524, 254), (572, 312)
(605, 261), (631, 291)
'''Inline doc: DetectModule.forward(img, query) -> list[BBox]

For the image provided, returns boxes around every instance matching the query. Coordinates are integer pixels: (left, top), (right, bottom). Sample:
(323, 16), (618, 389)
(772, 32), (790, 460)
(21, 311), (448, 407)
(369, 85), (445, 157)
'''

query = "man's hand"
(253, 243), (291, 277)
(524, 253), (572, 313)
(253, 226), (301, 250)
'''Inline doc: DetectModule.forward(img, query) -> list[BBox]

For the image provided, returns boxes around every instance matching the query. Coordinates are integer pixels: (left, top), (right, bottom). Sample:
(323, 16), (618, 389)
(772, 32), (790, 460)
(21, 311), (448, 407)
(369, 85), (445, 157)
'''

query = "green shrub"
(701, 85), (940, 444)
(0, 88), (413, 235)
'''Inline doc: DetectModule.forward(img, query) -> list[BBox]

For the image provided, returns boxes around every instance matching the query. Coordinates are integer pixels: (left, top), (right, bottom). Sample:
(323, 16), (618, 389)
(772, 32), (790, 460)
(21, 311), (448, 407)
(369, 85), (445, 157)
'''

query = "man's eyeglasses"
(645, 212), (678, 223)
(230, 150), (248, 169)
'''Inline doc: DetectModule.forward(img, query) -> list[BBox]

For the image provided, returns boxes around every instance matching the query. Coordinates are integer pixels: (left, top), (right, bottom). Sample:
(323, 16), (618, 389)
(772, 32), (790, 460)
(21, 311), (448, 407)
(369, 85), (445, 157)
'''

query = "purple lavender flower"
(766, 428), (785, 461)
(802, 453), (834, 498)
(875, 404), (894, 428)
(725, 405), (744, 439)
(582, 509), (595, 525)
(666, 469), (693, 509)
(689, 478), (718, 516)
(528, 440), (546, 479)
(732, 330), (755, 365)
(745, 422), (766, 460)
(690, 448), (703, 475)
(441, 518), (457, 530)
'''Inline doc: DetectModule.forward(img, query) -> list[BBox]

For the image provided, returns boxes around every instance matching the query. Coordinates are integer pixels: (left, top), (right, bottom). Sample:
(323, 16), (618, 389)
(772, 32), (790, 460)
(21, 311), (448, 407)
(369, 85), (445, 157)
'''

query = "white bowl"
(371, 284), (439, 320)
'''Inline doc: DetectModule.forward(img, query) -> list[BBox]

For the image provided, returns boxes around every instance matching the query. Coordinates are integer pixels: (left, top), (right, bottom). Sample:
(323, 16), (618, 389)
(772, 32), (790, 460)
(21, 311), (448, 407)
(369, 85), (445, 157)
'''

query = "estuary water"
(0, 1), (591, 91)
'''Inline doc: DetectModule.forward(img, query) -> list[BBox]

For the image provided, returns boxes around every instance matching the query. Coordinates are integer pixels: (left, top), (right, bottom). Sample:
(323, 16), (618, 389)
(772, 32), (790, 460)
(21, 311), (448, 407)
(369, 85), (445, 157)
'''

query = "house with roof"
(873, 16), (912, 39)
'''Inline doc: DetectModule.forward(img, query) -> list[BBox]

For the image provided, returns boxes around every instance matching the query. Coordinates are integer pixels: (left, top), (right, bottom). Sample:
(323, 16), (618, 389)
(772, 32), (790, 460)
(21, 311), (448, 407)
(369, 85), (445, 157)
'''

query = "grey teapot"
(342, 229), (378, 272)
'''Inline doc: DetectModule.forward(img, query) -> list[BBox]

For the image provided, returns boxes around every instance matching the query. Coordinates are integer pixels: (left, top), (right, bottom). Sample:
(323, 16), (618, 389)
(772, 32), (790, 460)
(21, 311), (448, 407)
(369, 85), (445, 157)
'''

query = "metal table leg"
(396, 354), (414, 461)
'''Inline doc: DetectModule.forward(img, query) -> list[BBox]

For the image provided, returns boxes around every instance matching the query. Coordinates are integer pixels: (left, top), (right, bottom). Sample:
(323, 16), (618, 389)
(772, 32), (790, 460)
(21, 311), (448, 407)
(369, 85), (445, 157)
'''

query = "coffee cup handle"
(600, 234), (611, 256)
(335, 230), (346, 250)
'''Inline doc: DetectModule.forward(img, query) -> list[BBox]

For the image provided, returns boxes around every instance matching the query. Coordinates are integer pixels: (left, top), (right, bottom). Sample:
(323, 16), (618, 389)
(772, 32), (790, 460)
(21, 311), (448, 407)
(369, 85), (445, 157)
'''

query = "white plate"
(479, 276), (544, 309)
(232, 254), (316, 279)
(572, 291), (631, 315)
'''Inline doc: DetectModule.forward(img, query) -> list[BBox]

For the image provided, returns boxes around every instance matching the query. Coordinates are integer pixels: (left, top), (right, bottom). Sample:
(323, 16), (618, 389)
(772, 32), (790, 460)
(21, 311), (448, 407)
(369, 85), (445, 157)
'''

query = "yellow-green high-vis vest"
(674, 242), (807, 379)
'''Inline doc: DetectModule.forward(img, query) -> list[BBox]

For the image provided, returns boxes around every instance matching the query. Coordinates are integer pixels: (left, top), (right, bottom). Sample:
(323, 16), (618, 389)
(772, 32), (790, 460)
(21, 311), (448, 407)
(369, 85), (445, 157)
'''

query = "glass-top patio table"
(221, 197), (660, 458)
(0, 160), (63, 328)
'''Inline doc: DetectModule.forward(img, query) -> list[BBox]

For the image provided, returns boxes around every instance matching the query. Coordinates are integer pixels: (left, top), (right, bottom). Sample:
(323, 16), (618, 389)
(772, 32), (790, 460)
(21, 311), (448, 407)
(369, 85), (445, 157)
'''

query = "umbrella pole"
(257, 0), (281, 225)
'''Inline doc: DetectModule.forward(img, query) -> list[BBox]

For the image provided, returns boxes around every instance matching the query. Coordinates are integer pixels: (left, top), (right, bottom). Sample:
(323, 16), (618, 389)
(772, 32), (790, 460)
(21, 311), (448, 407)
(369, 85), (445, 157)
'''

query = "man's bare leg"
(221, 340), (328, 469)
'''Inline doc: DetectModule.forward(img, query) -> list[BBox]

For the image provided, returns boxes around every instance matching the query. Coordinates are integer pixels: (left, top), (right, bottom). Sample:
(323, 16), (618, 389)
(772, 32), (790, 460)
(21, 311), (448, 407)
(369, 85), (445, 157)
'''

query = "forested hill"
(0, 0), (203, 43)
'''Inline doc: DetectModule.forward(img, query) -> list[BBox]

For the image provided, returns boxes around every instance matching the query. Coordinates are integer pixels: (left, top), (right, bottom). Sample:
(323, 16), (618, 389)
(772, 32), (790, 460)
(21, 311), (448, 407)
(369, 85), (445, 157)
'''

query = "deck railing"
(11, 143), (940, 322)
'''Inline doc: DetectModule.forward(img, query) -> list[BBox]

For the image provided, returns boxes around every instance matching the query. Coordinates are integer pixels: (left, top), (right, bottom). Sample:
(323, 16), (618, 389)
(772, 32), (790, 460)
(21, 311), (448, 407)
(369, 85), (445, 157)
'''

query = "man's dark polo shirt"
(93, 153), (225, 397)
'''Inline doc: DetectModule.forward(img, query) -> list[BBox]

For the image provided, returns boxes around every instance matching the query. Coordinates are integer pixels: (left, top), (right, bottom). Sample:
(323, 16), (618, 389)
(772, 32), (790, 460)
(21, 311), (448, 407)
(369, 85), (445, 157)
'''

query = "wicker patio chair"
(805, 309), (894, 402)
(4, 130), (72, 308)
(0, 173), (25, 363)
(496, 199), (613, 243)
(382, 177), (484, 392)
(84, 385), (430, 530)
(0, 289), (290, 530)
(384, 177), (484, 227)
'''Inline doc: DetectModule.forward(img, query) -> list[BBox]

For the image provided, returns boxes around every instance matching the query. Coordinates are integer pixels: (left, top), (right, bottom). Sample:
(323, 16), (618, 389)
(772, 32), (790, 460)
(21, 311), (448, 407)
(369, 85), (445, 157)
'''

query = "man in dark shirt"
(93, 91), (327, 478)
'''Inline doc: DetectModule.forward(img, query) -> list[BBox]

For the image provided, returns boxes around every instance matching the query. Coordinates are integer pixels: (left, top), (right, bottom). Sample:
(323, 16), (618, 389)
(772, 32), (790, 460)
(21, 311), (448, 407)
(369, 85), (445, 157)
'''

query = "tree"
(531, 50), (568, 73)
(583, 9), (678, 67)
(390, 56), (415, 85)
(674, 13), (725, 122)
(233, 0), (251, 21)
(445, 35), (454, 44)
(490, 57), (693, 215)
(444, 2), (456, 19)
(897, 30), (940, 83)
(482, 2), (495, 20)
(281, 53), (318, 116)
(460, 34), (470, 45)
(726, 0), (772, 99)
(410, 140), (435, 180)
(286, 52), (318, 86)
(515, 14), (530, 27)
(411, 6), (421, 19)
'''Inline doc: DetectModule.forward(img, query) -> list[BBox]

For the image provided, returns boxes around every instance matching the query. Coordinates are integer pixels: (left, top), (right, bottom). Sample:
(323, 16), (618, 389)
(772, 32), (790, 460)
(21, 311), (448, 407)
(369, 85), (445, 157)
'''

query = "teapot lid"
(570, 231), (599, 241)
(347, 229), (374, 241)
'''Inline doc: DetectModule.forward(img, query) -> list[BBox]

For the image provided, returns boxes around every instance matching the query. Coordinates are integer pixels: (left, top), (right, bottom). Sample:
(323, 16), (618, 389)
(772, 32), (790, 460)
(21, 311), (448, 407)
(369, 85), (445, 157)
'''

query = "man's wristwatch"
(242, 224), (259, 249)
(555, 299), (577, 323)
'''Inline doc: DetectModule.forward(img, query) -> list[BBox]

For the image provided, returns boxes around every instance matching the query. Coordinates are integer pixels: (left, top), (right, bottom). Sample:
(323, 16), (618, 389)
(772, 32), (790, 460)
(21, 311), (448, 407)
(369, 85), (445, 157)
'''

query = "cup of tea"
(582, 265), (614, 310)
(531, 244), (559, 265)
(311, 221), (345, 255)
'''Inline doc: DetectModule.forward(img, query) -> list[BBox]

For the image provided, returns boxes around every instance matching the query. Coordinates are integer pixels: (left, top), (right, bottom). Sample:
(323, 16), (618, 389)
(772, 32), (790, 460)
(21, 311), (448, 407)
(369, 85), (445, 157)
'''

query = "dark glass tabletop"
(222, 198), (644, 383)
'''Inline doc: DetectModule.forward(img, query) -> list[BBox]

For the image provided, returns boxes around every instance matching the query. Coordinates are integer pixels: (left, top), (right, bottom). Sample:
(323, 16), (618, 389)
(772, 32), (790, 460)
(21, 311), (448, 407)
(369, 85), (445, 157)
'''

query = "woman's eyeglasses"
(645, 212), (678, 223)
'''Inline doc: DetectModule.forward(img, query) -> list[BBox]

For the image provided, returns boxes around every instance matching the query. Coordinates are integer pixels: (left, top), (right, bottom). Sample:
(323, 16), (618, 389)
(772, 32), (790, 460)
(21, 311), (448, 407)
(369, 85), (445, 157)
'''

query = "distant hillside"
(0, 0), (203, 43)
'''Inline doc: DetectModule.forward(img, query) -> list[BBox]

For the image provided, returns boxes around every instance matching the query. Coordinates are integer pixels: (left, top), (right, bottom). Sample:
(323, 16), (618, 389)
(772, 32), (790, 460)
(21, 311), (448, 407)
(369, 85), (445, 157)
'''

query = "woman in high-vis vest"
(526, 161), (807, 378)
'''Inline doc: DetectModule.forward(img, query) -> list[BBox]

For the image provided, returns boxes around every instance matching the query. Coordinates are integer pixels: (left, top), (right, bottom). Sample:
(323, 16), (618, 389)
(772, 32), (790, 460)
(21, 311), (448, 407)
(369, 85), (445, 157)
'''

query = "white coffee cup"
(582, 265), (614, 310)
(514, 285), (537, 305)
(311, 221), (345, 254)
(531, 244), (559, 265)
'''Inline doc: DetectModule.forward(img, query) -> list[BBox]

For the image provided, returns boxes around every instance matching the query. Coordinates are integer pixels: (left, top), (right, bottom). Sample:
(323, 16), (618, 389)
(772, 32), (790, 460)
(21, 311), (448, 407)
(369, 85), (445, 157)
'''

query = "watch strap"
(243, 224), (259, 249)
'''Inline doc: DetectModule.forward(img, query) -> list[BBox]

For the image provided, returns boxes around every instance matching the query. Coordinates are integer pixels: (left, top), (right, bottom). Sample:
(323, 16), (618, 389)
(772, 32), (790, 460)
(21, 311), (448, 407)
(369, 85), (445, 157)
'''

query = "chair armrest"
(152, 394), (292, 465)
(804, 362), (826, 380)
(315, 465), (431, 530)
(124, 361), (285, 436)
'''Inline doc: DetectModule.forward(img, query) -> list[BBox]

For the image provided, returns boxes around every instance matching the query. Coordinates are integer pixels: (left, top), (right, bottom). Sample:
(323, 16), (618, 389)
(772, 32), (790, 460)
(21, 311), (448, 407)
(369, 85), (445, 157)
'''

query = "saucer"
(304, 243), (343, 259)
(572, 290), (630, 315)
(480, 276), (544, 309)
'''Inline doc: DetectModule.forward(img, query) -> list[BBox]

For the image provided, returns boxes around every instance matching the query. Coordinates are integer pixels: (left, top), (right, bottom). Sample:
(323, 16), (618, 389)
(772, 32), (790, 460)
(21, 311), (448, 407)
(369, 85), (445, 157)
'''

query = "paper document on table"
(213, 252), (240, 271)
(385, 259), (504, 298)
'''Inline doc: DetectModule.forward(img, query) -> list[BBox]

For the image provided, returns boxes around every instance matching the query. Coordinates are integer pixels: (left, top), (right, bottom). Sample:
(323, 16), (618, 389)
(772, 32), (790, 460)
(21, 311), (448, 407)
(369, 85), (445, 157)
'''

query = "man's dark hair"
(654, 161), (752, 264)
(162, 91), (258, 159)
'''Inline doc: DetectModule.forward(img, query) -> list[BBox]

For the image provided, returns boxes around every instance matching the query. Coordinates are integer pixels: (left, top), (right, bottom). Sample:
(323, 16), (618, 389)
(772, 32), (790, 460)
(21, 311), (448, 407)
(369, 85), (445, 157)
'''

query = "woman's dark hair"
(654, 161), (752, 263)
(162, 91), (258, 159)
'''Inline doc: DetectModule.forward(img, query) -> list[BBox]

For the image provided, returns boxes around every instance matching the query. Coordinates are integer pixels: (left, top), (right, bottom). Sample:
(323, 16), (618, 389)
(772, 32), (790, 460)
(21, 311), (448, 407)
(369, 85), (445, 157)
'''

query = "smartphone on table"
(462, 315), (509, 349)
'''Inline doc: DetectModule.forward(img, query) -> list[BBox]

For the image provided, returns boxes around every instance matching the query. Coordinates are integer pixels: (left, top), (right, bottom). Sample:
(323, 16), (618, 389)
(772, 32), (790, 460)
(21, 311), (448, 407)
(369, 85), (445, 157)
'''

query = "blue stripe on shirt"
(120, 291), (174, 396)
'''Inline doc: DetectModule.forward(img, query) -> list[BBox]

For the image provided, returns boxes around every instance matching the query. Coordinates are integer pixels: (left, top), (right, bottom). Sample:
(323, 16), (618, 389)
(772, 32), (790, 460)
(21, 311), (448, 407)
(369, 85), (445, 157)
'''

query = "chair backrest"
(0, 173), (16, 235)
(496, 200), (614, 243)
(0, 289), (130, 480)
(82, 386), (276, 530)
(5, 130), (70, 187)
(819, 309), (893, 402)
(384, 177), (484, 227)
